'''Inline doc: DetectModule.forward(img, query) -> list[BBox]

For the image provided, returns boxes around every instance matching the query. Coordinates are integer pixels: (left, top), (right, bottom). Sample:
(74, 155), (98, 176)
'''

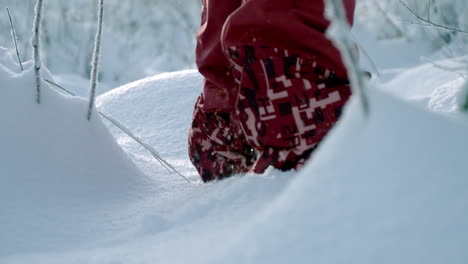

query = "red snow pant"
(189, 0), (355, 182)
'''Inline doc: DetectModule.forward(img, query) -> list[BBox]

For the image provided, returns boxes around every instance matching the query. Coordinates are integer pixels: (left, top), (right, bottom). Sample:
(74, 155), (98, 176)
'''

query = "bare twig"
(351, 32), (381, 77)
(32, 0), (44, 104)
(400, 0), (468, 35)
(6, 8), (23, 72)
(326, 0), (370, 116)
(44, 79), (195, 183)
(87, 0), (104, 121)
(401, 20), (465, 35)
(101, 114), (194, 183)
(43, 79), (77, 95)
(99, 113), (194, 184)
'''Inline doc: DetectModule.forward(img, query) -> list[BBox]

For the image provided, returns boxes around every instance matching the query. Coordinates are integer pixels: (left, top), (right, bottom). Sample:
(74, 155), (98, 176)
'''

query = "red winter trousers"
(189, 0), (356, 182)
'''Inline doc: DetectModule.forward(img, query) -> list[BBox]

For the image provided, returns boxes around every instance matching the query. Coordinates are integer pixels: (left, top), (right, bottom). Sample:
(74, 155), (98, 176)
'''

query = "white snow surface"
(216, 87), (468, 264)
(1, 32), (468, 264)
(0, 67), (293, 263)
(0, 58), (150, 257)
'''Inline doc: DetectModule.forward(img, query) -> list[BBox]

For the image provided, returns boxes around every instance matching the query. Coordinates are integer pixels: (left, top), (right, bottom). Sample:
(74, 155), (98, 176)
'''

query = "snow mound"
(384, 60), (466, 112)
(0, 59), (148, 256)
(0, 70), (294, 263)
(97, 69), (468, 264)
(2, 65), (467, 263)
(217, 87), (468, 264)
(97, 70), (204, 182)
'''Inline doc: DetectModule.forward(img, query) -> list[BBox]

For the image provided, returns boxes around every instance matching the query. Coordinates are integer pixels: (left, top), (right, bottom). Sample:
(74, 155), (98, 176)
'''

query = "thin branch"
(32, 0), (44, 104)
(44, 79), (77, 95)
(351, 32), (381, 77)
(87, 0), (104, 121)
(326, 0), (370, 116)
(101, 114), (194, 183)
(6, 8), (23, 72)
(400, 0), (468, 35)
(401, 20), (465, 35)
(44, 79), (195, 183)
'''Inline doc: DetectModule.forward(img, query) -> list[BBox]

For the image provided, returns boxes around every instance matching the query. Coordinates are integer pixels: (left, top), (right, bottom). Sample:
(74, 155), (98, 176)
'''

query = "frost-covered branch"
(6, 8), (23, 72)
(351, 32), (381, 77)
(32, 0), (44, 104)
(400, 0), (468, 35)
(87, 0), (104, 121)
(43, 79), (194, 183)
(325, 0), (370, 116)
(100, 113), (194, 183)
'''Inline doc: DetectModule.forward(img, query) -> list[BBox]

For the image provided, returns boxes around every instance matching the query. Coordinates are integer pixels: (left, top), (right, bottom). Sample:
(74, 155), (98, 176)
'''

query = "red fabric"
(227, 46), (351, 173)
(191, 0), (355, 181)
(196, 0), (355, 112)
(196, 0), (242, 112)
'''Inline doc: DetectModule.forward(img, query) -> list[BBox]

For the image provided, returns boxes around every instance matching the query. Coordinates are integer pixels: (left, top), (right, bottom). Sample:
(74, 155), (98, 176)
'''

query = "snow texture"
(1, 3), (468, 263)
(2, 53), (468, 263)
(215, 86), (468, 264)
(0, 59), (149, 257)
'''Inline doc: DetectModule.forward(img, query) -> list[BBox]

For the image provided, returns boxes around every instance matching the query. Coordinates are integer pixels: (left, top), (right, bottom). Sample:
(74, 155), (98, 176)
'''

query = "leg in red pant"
(188, 0), (255, 182)
(189, 0), (356, 181)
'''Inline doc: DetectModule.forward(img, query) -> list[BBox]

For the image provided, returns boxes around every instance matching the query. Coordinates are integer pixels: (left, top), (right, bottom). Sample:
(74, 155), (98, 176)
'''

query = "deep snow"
(1, 16), (468, 264)
(2, 62), (468, 263)
(0, 57), (150, 256)
(0, 67), (294, 262)
(215, 87), (468, 264)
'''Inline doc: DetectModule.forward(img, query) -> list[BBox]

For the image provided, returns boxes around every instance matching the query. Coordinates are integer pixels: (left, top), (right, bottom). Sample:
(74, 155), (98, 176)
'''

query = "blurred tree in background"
(357, 0), (467, 50)
(1, 0), (466, 88)
(0, 0), (201, 86)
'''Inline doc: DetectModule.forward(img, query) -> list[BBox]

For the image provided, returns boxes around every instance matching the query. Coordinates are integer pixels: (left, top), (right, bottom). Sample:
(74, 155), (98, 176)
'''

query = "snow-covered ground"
(1, 19), (468, 264)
